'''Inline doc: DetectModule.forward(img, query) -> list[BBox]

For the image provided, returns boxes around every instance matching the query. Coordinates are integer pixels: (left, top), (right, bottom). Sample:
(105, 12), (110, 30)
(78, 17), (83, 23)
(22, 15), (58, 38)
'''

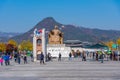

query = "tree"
(117, 38), (120, 45)
(19, 40), (33, 51)
(6, 44), (15, 53)
(8, 39), (18, 47)
(0, 42), (6, 52)
(105, 41), (114, 50)
(116, 38), (120, 51)
(6, 39), (18, 53)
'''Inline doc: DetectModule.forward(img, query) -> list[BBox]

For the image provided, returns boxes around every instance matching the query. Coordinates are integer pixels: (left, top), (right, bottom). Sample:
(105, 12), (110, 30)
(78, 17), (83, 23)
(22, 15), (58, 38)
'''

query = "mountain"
(0, 32), (21, 42)
(11, 17), (63, 43)
(11, 17), (120, 43)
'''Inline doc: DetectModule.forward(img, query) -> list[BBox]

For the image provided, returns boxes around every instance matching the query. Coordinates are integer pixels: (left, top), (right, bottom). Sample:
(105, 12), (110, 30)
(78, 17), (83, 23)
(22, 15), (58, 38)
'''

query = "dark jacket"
(40, 53), (44, 60)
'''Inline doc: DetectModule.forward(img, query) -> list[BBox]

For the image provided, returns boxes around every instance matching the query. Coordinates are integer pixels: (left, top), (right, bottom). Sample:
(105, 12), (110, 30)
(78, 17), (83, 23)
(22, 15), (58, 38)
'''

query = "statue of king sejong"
(48, 25), (63, 44)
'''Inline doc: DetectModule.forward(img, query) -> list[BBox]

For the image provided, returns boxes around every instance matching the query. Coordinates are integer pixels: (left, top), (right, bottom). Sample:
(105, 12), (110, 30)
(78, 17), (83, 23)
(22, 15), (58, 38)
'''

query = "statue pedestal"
(47, 44), (71, 57)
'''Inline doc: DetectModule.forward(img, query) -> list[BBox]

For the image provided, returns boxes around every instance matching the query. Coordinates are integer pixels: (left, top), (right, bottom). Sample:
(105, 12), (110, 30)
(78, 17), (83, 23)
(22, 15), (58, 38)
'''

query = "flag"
(34, 28), (42, 36)
(38, 29), (42, 33)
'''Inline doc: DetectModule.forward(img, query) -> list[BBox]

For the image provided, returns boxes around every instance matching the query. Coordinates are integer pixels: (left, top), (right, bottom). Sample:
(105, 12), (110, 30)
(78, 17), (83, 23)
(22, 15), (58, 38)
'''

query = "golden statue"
(48, 25), (63, 44)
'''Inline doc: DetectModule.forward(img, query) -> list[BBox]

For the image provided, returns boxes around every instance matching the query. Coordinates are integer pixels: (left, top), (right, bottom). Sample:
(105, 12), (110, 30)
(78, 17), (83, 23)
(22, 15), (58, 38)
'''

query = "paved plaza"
(0, 58), (120, 80)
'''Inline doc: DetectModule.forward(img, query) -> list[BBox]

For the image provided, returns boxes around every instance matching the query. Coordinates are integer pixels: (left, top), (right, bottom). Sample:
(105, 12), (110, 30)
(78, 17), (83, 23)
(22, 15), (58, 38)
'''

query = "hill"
(0, 32), (21, 42)
(11, 17), (120, 43)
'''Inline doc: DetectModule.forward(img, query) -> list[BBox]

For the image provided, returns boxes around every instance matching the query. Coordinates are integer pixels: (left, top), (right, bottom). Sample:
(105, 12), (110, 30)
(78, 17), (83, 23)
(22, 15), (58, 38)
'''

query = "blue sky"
(0, 0), (120, 32)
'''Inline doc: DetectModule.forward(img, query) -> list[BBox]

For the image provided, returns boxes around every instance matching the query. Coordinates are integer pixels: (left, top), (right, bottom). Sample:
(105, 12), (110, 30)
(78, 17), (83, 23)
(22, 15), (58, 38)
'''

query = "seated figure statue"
(48, 25), (63, 44)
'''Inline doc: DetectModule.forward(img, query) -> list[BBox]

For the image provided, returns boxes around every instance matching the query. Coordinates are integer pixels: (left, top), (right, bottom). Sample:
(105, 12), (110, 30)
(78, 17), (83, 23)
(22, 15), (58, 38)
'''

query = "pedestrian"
(69, 52), (72, 61)
(23, 54), (27, 64)
(17, 53), (21, 64)
(101, 51), (104, 63)
(4, 54), (10, 66)
(14, 53), (17, 63)
(58, 53), (61, 61)
(48, 53), (51, 61)
(96, 51), (98, 61)
(40, 52), (45, 64)
(82, 51), (86, 61)
(0, 57), (3, 66)
(30, 53), (33, 62)
(86, 51), (89, 57)
(93, 52), (95, 60)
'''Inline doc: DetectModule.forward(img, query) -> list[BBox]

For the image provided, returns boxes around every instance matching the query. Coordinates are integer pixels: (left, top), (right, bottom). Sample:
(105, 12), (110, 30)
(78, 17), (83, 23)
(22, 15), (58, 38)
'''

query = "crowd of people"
(67, 50), (120, 63)
(0, 50), (120, 66)
(0, 51), (33, 66)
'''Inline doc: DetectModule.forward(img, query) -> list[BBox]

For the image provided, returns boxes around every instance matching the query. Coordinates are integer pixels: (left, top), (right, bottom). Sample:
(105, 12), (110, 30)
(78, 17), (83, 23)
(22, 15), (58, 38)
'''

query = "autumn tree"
(6, 44), (17, 53)
(0, 42), (6, 52)
(116, 38), (120, 45)
(8, 39), (18, 47)
(19, 40), (33, 51)
(116, 38), (120, 51)
(6, 39), (18, 53)
(105, 41), (114, 50)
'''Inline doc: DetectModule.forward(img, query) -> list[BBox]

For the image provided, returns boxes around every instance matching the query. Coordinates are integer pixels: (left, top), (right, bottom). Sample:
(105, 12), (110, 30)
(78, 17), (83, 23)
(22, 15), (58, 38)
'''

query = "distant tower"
(33, 28), (46, 61)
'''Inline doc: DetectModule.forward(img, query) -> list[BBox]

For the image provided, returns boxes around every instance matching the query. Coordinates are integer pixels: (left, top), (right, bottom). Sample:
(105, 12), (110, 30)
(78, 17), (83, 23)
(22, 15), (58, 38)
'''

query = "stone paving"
(0, 58), (120, 80)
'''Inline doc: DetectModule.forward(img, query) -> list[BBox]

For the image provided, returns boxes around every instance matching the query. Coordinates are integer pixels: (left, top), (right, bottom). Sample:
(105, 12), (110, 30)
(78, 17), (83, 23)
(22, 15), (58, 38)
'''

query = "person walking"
(17, 53), (21, 64)
(0, 57), (3, 66)
(14, 53), (17, 63)
(96, 51), (98, 61)
(23, 54), (27, 64)
(93, 52), (95, 60)
(40, 52), (45, 64)
(101, 50), (104, 63)
(82, 51), (86, 61)
(30, 53), (33, 62)
(69, 52), (72, 61)
(4, 54), (10, 66)
(48, 53), (52, 61)
(58, 53), (61, 61)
